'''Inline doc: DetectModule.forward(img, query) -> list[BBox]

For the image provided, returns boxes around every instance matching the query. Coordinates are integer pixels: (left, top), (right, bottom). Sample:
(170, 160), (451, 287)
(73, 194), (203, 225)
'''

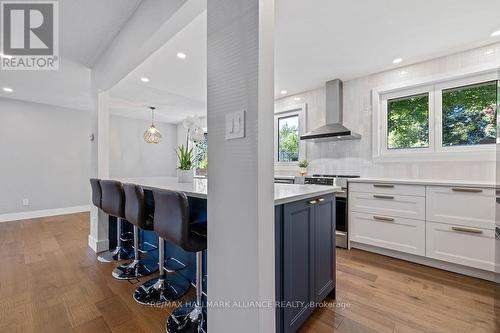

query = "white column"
(88, 89), (111, 253)
(207, 0), (275, 332)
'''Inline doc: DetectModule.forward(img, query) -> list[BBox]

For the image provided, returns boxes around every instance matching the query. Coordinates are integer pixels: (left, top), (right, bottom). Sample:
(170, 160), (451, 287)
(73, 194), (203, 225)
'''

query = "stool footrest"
(138, 241), (157, 254)
(119, 231), (134, 242)
(166, 301), (207, 333)
(164, 257), (187, 272)
(133, 275), (190, 306)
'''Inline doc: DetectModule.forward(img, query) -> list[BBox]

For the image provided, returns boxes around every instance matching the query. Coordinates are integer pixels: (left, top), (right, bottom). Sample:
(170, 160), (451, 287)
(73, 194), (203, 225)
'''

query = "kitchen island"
(105, 177), (340, 333)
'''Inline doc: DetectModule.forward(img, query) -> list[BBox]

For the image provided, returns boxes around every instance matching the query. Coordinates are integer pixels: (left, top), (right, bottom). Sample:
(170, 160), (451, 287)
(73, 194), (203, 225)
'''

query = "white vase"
(177, 169), (194, 183)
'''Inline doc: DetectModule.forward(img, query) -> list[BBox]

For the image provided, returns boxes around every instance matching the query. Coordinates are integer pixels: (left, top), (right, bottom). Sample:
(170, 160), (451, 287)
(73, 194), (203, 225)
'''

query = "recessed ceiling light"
(294, 97), (301, 101)
(140, 77), (150, 83)
(280, 90), (287, 95)
(491, 30), (500, 37)
(177, 52), (187, 59)
(400, 70), (408, 76)
(392, 57), (403, 64)
(3, 87), (13, 93)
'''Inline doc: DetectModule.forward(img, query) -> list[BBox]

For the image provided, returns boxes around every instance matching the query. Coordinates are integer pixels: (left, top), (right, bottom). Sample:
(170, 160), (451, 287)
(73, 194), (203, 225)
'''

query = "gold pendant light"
(144, 106), (162, 144)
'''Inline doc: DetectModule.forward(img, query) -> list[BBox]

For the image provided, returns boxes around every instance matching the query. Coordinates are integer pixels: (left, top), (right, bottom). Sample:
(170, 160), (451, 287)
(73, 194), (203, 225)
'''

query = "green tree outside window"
(278, 115), (299, 162)
(442, 81), (497, 146)
(387, 93), (429, 149)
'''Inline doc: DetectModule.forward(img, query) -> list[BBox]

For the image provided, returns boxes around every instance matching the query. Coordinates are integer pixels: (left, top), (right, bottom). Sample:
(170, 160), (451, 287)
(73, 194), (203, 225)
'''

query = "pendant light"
(144, 106), (162, 144)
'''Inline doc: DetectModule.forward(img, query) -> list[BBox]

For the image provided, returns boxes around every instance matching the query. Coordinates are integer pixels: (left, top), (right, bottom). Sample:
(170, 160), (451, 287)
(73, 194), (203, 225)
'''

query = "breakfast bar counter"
(110, 176), (341, 204)
(103, 176), (341, 333)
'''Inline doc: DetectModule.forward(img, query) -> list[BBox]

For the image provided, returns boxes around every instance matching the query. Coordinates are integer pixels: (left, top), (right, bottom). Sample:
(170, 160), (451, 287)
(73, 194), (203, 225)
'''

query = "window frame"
(274, 104), (307, 166)
(380, 85), (435, 156)
(372, 67), (498, 161)
(434, 74), (497, 154)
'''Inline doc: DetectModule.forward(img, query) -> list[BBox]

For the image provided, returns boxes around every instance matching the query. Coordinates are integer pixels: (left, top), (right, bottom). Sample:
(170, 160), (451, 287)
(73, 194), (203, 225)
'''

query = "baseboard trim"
(0, 205), (90, 223)
(88, 234), (109, 254)
(350, 241), (497, 282)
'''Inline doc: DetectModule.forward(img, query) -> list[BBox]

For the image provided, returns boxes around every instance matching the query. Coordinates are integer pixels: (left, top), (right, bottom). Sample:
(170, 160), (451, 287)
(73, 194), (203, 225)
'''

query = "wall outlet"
(22, 198), (30, 206)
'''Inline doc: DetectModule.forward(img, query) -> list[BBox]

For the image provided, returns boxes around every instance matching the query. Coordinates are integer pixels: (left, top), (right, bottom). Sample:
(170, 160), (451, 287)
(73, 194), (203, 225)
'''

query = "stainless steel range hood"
(300, 79), (361, 142)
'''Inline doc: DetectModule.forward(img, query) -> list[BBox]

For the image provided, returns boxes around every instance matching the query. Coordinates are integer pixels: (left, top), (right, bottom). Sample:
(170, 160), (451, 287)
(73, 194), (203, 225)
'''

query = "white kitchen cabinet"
(349, 191), (425, 220)
(350, 212), (425, 256)
(348, 180), (496, 278)
(349, 182), (425, 197)
(426, 221), (495, 272)
(426, 186), (495, 230)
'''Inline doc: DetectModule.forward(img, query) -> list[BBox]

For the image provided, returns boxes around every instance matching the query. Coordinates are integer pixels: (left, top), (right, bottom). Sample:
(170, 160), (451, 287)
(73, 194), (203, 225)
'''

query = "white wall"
(276, 43), (500, 182)
(0, 98), (91, 214)
(109, 115), (178, 178)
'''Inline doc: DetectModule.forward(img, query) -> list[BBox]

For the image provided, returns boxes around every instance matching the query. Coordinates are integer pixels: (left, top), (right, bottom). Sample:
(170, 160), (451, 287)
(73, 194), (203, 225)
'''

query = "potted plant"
(298, 160), (309, 176)
(176, 145), (194, 183)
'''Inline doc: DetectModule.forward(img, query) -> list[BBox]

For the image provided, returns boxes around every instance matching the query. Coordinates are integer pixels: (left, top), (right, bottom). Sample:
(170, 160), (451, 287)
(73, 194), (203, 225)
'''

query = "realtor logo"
(1, 1), (59, 70)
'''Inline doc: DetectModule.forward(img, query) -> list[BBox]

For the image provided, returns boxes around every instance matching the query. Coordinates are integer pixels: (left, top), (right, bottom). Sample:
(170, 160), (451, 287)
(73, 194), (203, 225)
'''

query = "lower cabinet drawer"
(426, 222), (495, 272)
(350, 212), (425, 256)
(349, 191), (425, 220)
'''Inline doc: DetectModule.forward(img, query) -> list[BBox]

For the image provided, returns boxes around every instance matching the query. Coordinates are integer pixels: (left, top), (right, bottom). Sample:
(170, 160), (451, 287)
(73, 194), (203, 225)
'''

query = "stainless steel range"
(305, 174), (360, 248)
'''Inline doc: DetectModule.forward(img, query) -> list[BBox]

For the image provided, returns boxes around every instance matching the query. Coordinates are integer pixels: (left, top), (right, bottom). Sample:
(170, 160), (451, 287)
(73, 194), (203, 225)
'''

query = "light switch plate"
(225, 110), (245, 140)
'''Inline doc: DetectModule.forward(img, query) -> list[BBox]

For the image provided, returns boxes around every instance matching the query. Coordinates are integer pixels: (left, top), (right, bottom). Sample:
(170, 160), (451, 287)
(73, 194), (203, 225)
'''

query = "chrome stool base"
(97, 247), (133, 263)
(166, 302), (206, 333)
(134, 275), (190, 306)
(111, 258), (158, 280)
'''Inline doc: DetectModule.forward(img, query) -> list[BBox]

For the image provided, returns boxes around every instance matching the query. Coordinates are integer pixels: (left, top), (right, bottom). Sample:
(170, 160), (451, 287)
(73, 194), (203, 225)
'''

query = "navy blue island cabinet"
(275, 193), (336, 333)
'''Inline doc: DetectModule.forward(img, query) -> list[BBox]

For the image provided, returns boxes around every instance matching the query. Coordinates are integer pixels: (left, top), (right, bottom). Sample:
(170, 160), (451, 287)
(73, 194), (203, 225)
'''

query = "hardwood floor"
(0, 212), (498, 332)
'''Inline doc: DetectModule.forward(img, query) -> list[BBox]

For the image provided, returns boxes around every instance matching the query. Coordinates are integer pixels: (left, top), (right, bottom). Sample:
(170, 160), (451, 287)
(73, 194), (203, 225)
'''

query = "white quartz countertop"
(110, 177), (341, 205)
(348, 178), (496, 188)
(274, 183), (341, 205)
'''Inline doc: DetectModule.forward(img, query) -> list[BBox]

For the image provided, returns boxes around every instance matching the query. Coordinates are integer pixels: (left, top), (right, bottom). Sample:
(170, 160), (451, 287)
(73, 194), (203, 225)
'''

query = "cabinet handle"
(308, 200), (317, 205)
(373, 216), (394, 222)
(318, 198), (325, 202)
(451, 226), (483, 234)
(373, 195), (394, 199)
(373, 184), (394, 188)
(451, 187), (483, 193)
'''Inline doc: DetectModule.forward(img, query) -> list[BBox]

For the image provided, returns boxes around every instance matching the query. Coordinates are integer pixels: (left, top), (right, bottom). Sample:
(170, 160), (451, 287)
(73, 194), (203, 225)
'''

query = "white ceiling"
(59, 0), (141, 67)
(275, 0), (500, 96)
(109, 12), (207, 124)
(0, 0), (141, 111)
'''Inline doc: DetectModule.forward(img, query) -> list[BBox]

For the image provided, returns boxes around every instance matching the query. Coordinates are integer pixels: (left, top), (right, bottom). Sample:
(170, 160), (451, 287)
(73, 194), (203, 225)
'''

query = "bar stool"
(134, 195), (192, 306)
(94, 179), (133, 263)
(152, 189), (207, 333)
(112, 183), (158, 280)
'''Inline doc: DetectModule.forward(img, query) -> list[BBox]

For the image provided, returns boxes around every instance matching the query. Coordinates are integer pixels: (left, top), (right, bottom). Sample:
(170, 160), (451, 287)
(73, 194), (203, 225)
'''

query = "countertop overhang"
(108, 177), (341, 205)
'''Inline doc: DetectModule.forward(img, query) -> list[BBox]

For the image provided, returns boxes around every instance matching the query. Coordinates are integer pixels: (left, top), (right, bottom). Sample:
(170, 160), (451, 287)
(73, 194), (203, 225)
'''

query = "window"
(278, 115), (299, 162)
(194, 132), (208, 176)
(274, 105), (306, 165)
(387, 93), (429, 149)
(441, 81), (497, 147)
(373, 70), (498, 159)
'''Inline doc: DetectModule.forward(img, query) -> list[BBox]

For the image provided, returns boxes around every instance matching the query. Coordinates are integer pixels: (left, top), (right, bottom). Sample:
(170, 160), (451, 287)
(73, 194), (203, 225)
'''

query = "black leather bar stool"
(133, 198), (191, 306)
(94, 179), (133, 262)
(112, 183), (158, 280)
(90, 178), (102, 209)
(152, 189), (207, 333)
